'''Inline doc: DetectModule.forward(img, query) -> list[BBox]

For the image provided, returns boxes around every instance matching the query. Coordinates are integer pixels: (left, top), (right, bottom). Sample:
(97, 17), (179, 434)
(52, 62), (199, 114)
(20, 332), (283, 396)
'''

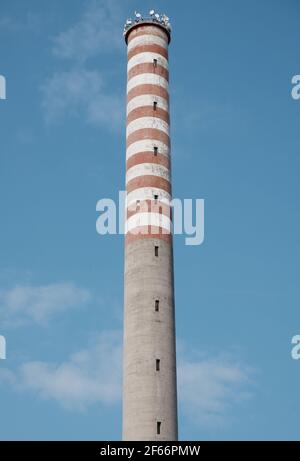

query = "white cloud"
(41, 1), (123, 130)
(0, 332), (254, 425)
(5, 331), (122, 410)
(0, 282), (91, 327)
(52, 0), (122, 62)
(178, 355), (253, 428)
(41, 68), (123, 129)
(0, 368), (16, 386)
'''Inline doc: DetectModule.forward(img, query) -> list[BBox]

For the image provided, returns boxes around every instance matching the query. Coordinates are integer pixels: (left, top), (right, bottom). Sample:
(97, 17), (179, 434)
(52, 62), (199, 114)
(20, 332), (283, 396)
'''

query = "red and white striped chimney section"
(125, 25), (172, 244)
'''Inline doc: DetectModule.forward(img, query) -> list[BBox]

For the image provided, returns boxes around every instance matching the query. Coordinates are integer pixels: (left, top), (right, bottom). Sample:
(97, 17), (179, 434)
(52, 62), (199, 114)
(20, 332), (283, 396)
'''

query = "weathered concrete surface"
(123, 238), (178, 441)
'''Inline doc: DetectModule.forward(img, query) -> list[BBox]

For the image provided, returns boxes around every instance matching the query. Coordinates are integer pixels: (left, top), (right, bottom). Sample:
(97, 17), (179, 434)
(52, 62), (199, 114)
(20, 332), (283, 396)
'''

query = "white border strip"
(128, 34), (167, 53)
(125, 212), (171, 233)
(127, 73), (168, 93)
(128, 52), (168, 72)
(127, 117), (169, 137)
(127, 94), (169, 116)
(126, 140), (170, 160)
(126, 187), (171, 207)
(126, 163), (170, 184)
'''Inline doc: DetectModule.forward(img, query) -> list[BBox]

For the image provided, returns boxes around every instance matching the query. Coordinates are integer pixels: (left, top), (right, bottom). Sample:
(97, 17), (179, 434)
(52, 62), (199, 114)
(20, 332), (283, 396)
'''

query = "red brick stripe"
(126, 152), (170, 170)
(128, 63), (169, 82)
(125, 227), (172, 244)
(126, 24), (171, 247)
(127, 199), (172, 220)
(126, 175), (171, 194)
(128, 44), (168, 61)
(127, 106), (169, 125)
(127, 84), (169, 103)
(127, 128), (170, 148)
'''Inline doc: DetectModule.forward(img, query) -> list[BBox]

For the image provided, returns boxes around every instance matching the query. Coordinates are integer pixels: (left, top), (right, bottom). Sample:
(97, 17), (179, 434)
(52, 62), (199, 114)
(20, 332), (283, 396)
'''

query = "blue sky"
(0, 0), (300, 440)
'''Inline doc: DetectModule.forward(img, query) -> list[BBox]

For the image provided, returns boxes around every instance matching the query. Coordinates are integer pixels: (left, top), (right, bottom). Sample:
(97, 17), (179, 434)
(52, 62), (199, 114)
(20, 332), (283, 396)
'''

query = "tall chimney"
(123, 12), (178, 441)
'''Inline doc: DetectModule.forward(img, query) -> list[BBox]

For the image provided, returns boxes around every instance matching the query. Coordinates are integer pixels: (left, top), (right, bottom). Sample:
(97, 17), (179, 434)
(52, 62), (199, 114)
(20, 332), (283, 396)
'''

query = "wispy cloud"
(1, 330), (122, 410)
(41, 69), (123, 129)
(0, 282), (91, 327)
(42, 0), (123, 130)
(0, 16), (19, 32)
(178, 354), (254, 428)
(0, 368), (15, 386)
(0, 13), (41, 34)
(52, 0), (122, 63)
(0, 331), (254, 424)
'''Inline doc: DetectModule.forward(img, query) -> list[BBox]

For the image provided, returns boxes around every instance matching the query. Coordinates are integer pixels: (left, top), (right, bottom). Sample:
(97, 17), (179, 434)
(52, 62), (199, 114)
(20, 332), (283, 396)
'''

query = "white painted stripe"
(126, 139), (170, 160)
(125, 212), (171, 234)
(128, 28), (168, 47)
(128, 34), (168, 53)
(127, 117), (169, 137)
(127, 73), (168, 93)
(126, 187), (171, 207)
(127, 52), (168, 72)
(127, 95), (169, 115)
(126, 163), (170, 184)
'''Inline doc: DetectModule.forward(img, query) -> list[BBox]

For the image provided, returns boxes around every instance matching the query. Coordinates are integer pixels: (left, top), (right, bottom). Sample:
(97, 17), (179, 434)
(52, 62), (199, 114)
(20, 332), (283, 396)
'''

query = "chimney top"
(123, 10), (171, 44)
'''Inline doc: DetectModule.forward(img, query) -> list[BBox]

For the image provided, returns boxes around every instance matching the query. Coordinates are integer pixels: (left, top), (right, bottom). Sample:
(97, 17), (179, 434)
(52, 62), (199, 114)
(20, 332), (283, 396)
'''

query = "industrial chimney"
(122, 11), (178, 441)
